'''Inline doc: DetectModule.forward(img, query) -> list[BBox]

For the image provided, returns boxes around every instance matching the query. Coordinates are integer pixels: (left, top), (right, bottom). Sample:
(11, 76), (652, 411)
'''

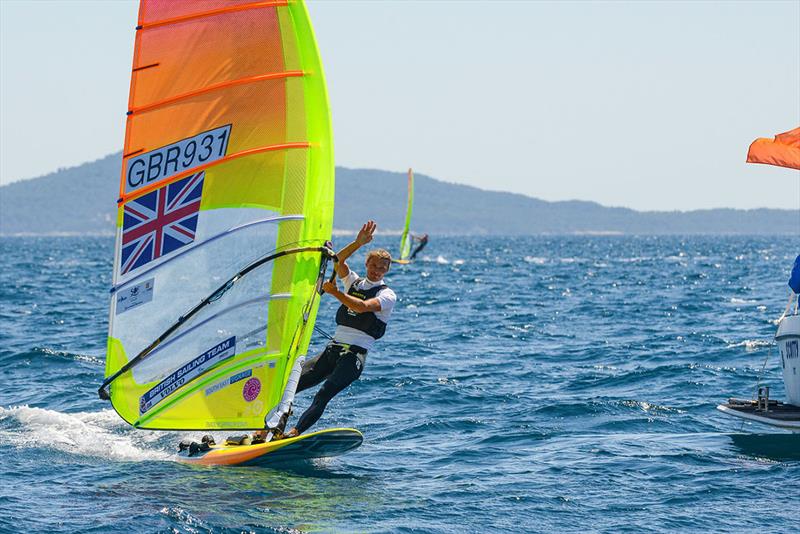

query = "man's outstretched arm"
(334, 220), (376, 278)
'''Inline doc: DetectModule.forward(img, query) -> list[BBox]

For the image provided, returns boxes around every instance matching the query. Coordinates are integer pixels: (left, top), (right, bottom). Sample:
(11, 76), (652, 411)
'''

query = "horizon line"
(0, 151), (798, 214)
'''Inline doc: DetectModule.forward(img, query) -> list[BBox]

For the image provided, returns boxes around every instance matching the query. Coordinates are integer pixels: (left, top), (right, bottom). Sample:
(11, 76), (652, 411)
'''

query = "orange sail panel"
(746, 127), (800, 171)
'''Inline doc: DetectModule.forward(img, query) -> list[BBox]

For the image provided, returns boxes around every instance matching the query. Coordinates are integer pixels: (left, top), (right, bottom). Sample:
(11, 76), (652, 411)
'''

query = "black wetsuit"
(293, 279), (390, 434)
(294, 343), (366, 434)
(410, 236), (428, 260)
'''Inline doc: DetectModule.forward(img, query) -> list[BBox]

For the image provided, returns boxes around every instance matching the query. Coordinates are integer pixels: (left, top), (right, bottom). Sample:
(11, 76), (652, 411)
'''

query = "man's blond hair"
(366, 248), (392, 264)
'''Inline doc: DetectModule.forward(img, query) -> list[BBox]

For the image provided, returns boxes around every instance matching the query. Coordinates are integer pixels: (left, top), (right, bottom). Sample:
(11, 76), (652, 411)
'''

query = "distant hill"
(0, 152), (797, 235)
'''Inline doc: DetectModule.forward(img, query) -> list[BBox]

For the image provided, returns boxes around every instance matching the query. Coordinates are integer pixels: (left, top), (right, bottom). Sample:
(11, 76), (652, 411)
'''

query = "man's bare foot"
(252, 430), (268, 443)
(285, 428), (299, 438)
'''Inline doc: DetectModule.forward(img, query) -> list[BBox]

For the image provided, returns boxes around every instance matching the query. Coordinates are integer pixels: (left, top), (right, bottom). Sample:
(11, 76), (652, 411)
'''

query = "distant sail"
(99, 0), (334, 431)
(746, 127), (800, 171)
(398, 168), (415, 261)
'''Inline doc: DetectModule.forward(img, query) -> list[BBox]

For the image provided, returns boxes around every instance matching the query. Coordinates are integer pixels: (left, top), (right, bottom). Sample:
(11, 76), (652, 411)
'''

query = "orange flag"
(746, 127), (800, 170)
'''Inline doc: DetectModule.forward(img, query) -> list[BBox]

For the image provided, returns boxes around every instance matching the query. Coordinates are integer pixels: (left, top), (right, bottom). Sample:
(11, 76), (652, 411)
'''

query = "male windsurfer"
(258, 220), (396, 440)
(409, 233), (429, 260)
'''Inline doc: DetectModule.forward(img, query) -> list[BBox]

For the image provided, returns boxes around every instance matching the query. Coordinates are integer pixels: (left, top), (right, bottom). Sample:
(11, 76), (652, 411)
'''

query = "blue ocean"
(2, 234), (799, 533)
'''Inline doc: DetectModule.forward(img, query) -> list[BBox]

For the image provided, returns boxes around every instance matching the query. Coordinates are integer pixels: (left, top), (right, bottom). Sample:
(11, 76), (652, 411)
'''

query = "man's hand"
(355, 220), (376, 247)
(322, 279), (339, 295)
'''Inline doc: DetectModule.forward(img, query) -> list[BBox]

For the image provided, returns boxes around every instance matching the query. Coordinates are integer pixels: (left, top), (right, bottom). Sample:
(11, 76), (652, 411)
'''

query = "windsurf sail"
(99, 0), (335, 432)
(398, 168), (414, 261)
(746, 127), (800, 171)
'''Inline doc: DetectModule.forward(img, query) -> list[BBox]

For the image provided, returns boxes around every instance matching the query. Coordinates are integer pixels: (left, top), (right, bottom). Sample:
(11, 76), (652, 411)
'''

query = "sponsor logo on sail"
(116, 278), (154, 314)
(139, 336), (236, 414)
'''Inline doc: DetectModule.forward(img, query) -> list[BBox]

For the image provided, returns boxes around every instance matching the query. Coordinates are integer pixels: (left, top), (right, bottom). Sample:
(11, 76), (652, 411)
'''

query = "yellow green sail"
(398, 168), (415, 261)
(99, 0), (334, 431)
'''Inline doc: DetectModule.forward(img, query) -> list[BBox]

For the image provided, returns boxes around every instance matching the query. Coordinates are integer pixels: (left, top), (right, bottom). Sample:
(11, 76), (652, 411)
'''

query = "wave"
(524, 256), (547, 264)
(725, 339), (772, 350)
(0, 347), (103, 366)
(728, 297), (758, 305)
(0, 405), (171, 462)
(32, 347), (104, 365)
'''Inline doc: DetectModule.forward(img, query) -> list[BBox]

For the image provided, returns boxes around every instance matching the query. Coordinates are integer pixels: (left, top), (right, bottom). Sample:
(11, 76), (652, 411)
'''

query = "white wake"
(0, 405), (173, 462)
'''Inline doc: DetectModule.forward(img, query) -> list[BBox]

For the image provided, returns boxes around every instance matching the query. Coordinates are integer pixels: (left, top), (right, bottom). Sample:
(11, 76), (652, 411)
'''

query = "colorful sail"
(398, 168), (415, 261)
(99, 0), (334, 432)
(746, 127), (800, 171)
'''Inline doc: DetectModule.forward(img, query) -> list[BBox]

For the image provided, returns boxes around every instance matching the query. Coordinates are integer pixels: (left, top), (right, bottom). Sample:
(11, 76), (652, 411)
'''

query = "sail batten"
(118, 143), (312, 204)
(128, 71), (306, 115)
(102, 0), (334, 431)
(137, 1), (289, 31)
(111, 215), (305, 293)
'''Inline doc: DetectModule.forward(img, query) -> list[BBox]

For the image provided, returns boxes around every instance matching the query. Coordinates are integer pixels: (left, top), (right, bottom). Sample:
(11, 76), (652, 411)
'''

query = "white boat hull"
(776, 314), (800, 406)
(717, 400), (800, 431)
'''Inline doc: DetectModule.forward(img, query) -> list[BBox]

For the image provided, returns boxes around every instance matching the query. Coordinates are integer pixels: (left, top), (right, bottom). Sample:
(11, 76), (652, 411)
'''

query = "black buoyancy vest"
(335, 278), (388, 340)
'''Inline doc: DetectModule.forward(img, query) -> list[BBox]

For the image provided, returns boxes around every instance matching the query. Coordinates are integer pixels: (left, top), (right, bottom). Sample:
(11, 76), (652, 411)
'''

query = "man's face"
(365, 256), (390, 282)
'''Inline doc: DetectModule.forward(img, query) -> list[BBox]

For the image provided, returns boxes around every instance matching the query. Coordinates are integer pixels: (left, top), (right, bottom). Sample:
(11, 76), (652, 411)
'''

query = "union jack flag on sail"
(120, 172), (204, 275)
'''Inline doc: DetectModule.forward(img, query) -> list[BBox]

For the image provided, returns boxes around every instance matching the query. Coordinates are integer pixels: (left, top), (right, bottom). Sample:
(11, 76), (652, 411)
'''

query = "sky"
(1, 0), (798, 211)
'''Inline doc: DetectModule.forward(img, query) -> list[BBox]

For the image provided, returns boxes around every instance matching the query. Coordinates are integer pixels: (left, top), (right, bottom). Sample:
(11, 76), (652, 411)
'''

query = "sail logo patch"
(139, 336), (236, 414)
(205, 369), (253, 397)
(242, 378), (261, 402)
(124, 125), (231, 194)
(116, 278), (154, 314)
(120, 172), (204, 275)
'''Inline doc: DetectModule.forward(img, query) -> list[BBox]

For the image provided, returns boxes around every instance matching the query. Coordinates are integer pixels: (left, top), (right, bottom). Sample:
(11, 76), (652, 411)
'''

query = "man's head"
(365, 249), (391, 282)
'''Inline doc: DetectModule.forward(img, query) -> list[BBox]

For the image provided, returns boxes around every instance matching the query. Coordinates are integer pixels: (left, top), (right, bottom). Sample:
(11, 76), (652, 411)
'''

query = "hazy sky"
(1, 0), (798, 211)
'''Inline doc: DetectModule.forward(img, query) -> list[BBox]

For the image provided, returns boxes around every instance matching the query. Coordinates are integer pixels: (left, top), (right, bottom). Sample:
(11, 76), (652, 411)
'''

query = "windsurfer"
(409, 233), (428, 260)
(259, 220), (397, 440)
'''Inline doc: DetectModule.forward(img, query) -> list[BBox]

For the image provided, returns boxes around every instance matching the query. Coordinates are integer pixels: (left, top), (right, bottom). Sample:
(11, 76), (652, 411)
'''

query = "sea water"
(1, 235), (799, 533)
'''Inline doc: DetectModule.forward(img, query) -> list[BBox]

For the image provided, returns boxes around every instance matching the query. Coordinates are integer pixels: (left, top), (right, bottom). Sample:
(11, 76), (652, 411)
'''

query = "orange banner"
(746, 127), (800, 171)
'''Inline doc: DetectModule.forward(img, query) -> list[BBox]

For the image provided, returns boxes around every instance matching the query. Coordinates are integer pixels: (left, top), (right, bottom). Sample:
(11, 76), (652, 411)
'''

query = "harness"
(327, 342), (368, 373)
(335, 277), (388, 340)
